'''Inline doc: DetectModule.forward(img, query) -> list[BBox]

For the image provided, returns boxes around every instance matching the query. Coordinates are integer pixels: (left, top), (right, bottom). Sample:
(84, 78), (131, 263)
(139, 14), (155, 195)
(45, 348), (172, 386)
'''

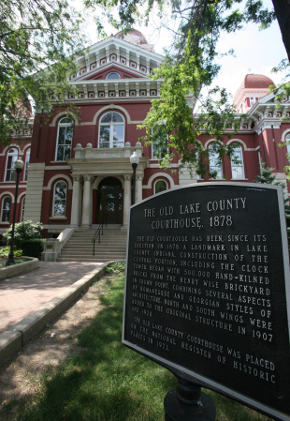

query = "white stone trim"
(281, 128), (290, 143)
(17, 191), (26, 204)
(92, 105), (132, 124)
(143, 172), (175, 189)
(46, 165), (71, 170)
(43, 174), (73, 190)
(0, 144), (22, 156)
(0, 191), (14, 201)
(49, 112), (79, 127)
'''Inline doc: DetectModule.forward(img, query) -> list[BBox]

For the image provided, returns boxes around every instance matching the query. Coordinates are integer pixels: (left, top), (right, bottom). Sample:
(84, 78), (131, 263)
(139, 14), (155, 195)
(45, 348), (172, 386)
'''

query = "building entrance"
(97, 177), (123, 224)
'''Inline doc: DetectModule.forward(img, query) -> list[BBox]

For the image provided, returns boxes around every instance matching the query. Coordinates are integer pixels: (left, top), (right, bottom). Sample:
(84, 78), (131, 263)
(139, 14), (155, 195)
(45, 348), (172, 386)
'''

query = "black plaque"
(122, 183), (290, 421)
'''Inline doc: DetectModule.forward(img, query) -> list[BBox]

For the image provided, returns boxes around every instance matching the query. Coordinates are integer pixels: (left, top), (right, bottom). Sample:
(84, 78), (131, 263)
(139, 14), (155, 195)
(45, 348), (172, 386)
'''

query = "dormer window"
(106, 72), (120, 80)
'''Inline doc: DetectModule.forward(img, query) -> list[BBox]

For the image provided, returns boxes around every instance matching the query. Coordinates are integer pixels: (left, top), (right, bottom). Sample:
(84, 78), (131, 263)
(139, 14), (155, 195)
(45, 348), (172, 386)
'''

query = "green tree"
(88, 0), (288, 175)
(0, 0), (87, 145)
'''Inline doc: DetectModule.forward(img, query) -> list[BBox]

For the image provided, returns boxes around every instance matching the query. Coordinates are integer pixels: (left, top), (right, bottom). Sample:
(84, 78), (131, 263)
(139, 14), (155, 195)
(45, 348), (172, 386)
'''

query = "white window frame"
(98, 112), (125, 149)
(154, 179), (168, 195)
(208, 144), (223, 179)
(5, 148), (18, 181)
(55, 118), (74, 161)
(52, 181), (67, 217)
(1, 196), (11, 222)
(231, 145), (245, 180)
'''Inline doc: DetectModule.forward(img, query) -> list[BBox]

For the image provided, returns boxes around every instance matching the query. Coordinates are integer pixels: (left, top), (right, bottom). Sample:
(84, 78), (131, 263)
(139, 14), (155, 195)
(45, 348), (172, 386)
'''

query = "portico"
(67, 141), (148, 228)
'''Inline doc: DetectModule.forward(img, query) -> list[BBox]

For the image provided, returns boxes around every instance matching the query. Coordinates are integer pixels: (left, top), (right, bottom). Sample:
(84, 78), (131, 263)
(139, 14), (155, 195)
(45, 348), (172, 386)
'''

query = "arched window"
(106, 72), (120, 80)
(99, 112), (125, 148)
(5, 148), (18, 181)
(21, 197), (25, 222)
(154, 179), (168, 194)
(231, 145), (245, 179)
(53, 181), (67, 217)
(24, 148), (31, 181)
(208, 144), (223, 179)
(55, 118), (74, 161)
(1, 196), (11, 222)
(285, 133), (290, 159)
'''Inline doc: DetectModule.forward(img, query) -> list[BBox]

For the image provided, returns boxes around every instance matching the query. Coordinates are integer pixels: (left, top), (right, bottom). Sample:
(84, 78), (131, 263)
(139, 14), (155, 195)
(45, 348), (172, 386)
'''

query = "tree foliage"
(88, 0), (281, 175)
(0, 0), (86, 144)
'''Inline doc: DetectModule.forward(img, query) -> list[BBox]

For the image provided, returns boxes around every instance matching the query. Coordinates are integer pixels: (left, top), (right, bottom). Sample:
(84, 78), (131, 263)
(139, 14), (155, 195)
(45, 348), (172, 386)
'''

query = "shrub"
(21, 239), (45, 258)
(4, 220), (43, 249)
(106, 261), (126, 274)
(0, 247), (23, 258)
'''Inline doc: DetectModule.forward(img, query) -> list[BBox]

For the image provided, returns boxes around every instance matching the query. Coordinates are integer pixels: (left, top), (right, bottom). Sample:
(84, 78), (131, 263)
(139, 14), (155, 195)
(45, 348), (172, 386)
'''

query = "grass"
(15, 273), (273, 421)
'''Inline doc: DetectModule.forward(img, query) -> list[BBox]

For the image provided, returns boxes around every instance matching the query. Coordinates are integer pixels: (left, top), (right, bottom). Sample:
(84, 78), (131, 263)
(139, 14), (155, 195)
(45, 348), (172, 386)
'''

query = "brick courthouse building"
(1, 30), (290, 242)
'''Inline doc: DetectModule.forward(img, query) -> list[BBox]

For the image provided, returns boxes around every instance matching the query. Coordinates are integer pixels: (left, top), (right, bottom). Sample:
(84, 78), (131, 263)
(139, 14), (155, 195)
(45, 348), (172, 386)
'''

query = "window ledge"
(0, 222), (10, 224)
(49, 216), (67, 220)
(50, 161), (67, 163)
(231, 178), (248, 181)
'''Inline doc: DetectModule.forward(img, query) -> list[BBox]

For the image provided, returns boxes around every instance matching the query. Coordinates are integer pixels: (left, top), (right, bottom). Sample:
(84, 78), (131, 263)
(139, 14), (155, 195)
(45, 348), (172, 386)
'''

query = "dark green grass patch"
(18, 274), (273, 421)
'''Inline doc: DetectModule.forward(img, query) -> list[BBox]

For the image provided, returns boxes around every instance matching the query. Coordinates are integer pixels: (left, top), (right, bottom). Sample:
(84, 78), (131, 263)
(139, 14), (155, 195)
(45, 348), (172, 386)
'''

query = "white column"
(136, 175), (143, 204)
(71, 176), (81, 226)
(123, 175), (132, 226)
(82, 176), (92, 228)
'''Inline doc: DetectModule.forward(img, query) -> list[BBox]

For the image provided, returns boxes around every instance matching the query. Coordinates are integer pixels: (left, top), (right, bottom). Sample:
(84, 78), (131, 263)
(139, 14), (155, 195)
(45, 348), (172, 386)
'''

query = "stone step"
(58, 226), (127, 262)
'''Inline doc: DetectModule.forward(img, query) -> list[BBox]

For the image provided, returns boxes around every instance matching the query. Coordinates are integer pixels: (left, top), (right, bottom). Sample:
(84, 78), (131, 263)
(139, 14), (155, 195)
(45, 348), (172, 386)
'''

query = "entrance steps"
(57, 225), (127, 262)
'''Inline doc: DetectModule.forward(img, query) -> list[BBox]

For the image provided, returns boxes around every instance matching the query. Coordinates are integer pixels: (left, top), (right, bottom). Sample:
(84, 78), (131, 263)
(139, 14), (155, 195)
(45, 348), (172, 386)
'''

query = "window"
(152, 139), (168, 160)
(154, 179), (168, 194)
(5, 148), (18, 181)
(106, 72), (120, 79)
(53, 181), (67, 217)
(208, 144), (223, 179)
(231, 145), (245, 179)
(151, 125), (168, 159)
(24, 148), (30, 181)
(21, 198), (25, 221)
(286, 134), (290, 159)
(99, 112), (125, 148)
(55, 118), (74, 161)
(1, 196), (11, 222)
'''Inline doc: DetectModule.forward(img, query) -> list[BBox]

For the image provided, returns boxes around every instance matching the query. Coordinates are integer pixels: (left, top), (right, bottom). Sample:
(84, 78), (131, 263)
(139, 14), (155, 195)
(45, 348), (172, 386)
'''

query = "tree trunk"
(271, 0), (290, 61)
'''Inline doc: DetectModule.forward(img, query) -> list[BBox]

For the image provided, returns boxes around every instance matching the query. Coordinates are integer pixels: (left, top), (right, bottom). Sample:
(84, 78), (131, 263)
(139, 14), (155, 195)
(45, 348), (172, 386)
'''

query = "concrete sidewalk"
(0, 261), (109, 366)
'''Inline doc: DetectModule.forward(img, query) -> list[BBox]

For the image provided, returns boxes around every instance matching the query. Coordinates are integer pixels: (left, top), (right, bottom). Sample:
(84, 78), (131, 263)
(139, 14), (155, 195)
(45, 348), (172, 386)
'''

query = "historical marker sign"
(122, 183), (290, 421)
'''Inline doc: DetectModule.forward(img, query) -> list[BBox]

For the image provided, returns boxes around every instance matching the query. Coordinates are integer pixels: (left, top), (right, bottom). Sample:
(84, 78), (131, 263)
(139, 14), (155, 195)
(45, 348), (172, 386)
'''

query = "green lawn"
(18, 273), (273, 421)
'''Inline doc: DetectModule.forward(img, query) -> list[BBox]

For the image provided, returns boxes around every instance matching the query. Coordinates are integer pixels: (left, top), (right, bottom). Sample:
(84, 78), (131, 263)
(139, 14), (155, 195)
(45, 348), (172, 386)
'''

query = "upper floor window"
(99, 112), (125, 149)
(5, 148), (18, 181)
(21, 197), (25, 222)
(55, 117), (73, 161)
(24, 148), (31, 181)
(208, 144), (223, 179)
(154, 179), (168, 194)
(152, 139), (168, 160)
(1, 196), (11, 222)
(106, 72), (120, 80)
(53, 181), (67, 217)
(231, 145), (245, 179)
(285, 134), (290, 159)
